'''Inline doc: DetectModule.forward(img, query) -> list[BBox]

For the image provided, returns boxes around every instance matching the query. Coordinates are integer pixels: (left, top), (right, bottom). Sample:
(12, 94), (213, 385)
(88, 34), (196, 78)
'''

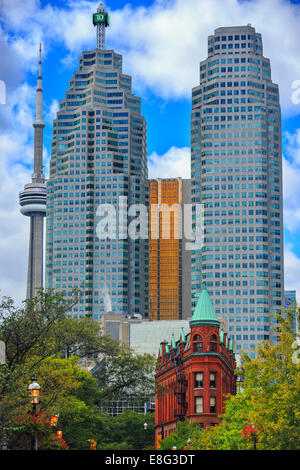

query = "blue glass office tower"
(284, 290), (298, 334)
(46, 44), (148, 319)
(191, 25), (284, 357)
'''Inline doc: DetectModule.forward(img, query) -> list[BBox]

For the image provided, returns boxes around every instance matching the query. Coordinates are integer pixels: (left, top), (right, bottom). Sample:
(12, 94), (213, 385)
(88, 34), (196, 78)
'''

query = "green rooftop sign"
(93, 12), (110, 27)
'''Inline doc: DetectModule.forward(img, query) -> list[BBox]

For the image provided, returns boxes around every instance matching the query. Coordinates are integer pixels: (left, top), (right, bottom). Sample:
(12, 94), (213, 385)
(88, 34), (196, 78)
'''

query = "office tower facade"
(284, 290), (298, 334)
(191, 25), (284, 357)
(19, 45), (47, 299)
(46, 7), (148, 318)
(149, 178), (191, 321)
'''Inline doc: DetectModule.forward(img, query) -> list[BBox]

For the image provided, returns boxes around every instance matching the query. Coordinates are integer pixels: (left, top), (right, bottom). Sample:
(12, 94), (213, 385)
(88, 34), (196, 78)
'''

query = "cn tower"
(19, 44), (47, 299)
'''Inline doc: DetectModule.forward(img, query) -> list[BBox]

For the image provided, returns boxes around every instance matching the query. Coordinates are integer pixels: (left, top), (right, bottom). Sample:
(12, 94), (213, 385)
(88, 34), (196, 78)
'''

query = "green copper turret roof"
(165, 344), (170, 354)
(219, 329), (224, 345)
(171, 333), (176, 350)
(190, 282), (220, 327)
(180, 326), (186, 344)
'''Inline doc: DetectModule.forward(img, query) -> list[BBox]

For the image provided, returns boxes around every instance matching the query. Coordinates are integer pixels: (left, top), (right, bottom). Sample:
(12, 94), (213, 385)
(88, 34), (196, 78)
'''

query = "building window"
(210, 372), (216, 388)
(195, 396), (203, 413)
(193, 334), (203, 352)
(210, 396), (216, 413)
(194, 372), (203, 388)
(209, 334), (217, 352)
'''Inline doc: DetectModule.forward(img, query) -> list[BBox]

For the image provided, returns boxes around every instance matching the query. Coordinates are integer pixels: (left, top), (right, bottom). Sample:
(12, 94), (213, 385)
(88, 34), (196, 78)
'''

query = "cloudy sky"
(0, 0), (300, 303)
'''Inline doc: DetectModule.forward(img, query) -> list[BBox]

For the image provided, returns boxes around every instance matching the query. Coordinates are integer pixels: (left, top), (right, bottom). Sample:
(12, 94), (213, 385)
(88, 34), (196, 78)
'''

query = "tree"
(0, 289), (157, 449)
(158, 420), (200, 450)
(0, 290), (117, 375)
(94, 346), (156, 400)
(99, 410), (155, 450)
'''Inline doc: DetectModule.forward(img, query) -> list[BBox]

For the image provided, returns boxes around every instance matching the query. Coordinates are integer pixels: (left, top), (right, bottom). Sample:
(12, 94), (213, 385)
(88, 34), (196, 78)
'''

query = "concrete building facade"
(191, 25), (284, 357)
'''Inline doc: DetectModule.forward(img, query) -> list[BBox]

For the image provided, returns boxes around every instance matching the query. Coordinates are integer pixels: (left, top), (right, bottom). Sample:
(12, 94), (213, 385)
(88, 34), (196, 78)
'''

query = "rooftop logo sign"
(93, 12), (110, 27)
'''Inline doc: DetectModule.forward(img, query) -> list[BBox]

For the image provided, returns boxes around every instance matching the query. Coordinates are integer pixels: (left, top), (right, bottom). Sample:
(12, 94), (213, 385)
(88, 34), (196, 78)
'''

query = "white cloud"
(0, 78), (48, 303)
(45, 98), (59, 125)
(284, 245), (300, 303)
(283, 129), (300, 232)
(1, 0), (300, 301)
(148, 146), (190, 179)
(1, 0), (300, 114)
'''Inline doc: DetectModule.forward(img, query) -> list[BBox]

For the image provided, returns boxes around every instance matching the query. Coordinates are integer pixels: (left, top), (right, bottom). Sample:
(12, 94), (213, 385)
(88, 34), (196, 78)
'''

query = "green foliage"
(95, 347), (156, 400)
(158, 420), (200, 450)
(9, 412), (69, 450)
(0, 290), (157, 450)
(189, 308), (300, 450)
(99, 410), (155, 450)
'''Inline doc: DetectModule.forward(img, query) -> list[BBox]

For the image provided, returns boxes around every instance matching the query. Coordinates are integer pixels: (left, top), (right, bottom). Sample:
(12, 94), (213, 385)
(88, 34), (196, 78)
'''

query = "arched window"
(209, 334), (217, 352)
(193, 334), (203, 352)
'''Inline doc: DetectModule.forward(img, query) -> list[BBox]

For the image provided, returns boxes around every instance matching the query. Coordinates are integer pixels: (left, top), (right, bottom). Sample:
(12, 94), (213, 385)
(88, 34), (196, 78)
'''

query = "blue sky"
(0, 0), (300, 302)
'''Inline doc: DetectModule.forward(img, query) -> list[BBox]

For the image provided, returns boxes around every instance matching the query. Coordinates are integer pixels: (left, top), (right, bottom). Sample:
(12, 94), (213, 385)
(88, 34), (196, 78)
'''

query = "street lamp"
(28, 377), (40, 450)
(50, 414), (59, 427)
(28, 377), (40, 410)
(144, 421), (148, 430)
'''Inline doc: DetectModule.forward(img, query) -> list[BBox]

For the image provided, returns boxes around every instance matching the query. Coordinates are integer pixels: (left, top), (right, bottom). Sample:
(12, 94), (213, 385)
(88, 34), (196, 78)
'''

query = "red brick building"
(155, 283), (236, 444)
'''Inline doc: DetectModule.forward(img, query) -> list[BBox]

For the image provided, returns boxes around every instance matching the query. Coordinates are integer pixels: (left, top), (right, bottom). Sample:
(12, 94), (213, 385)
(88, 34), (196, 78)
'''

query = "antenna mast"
(93, 3), (110, 49)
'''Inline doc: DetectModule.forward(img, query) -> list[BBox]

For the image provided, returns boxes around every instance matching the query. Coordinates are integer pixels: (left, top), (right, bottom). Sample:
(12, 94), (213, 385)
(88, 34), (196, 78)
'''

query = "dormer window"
(209, 334), (218, 352)
(193, 334), (203, 352)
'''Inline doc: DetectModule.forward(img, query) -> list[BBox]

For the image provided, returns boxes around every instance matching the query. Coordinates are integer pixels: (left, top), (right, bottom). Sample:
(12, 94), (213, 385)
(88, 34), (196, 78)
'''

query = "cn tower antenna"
(19, 44), (47, 299)
(93, 3), (110, 49)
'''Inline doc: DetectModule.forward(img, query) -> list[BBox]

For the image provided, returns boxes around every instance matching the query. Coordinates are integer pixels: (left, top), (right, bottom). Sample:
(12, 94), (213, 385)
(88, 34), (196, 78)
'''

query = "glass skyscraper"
(191, 25), (284, 357)
(284, 290), (298, 334)
(46, 46), (148, 319)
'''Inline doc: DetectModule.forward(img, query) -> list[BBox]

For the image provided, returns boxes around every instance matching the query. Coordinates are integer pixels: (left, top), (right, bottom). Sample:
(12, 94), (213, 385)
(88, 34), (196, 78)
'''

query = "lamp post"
(251, 426), (258, 450)
(50, 414), (59, 428)
(28, 377), (40, 450)
(241, 424), (259, 450)
(88, 438), (97, 450)
(144, 421), (148, 431)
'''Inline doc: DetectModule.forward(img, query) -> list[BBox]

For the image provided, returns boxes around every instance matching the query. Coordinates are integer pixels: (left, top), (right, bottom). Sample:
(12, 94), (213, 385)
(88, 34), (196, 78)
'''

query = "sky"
(0, 0), (300, 304)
